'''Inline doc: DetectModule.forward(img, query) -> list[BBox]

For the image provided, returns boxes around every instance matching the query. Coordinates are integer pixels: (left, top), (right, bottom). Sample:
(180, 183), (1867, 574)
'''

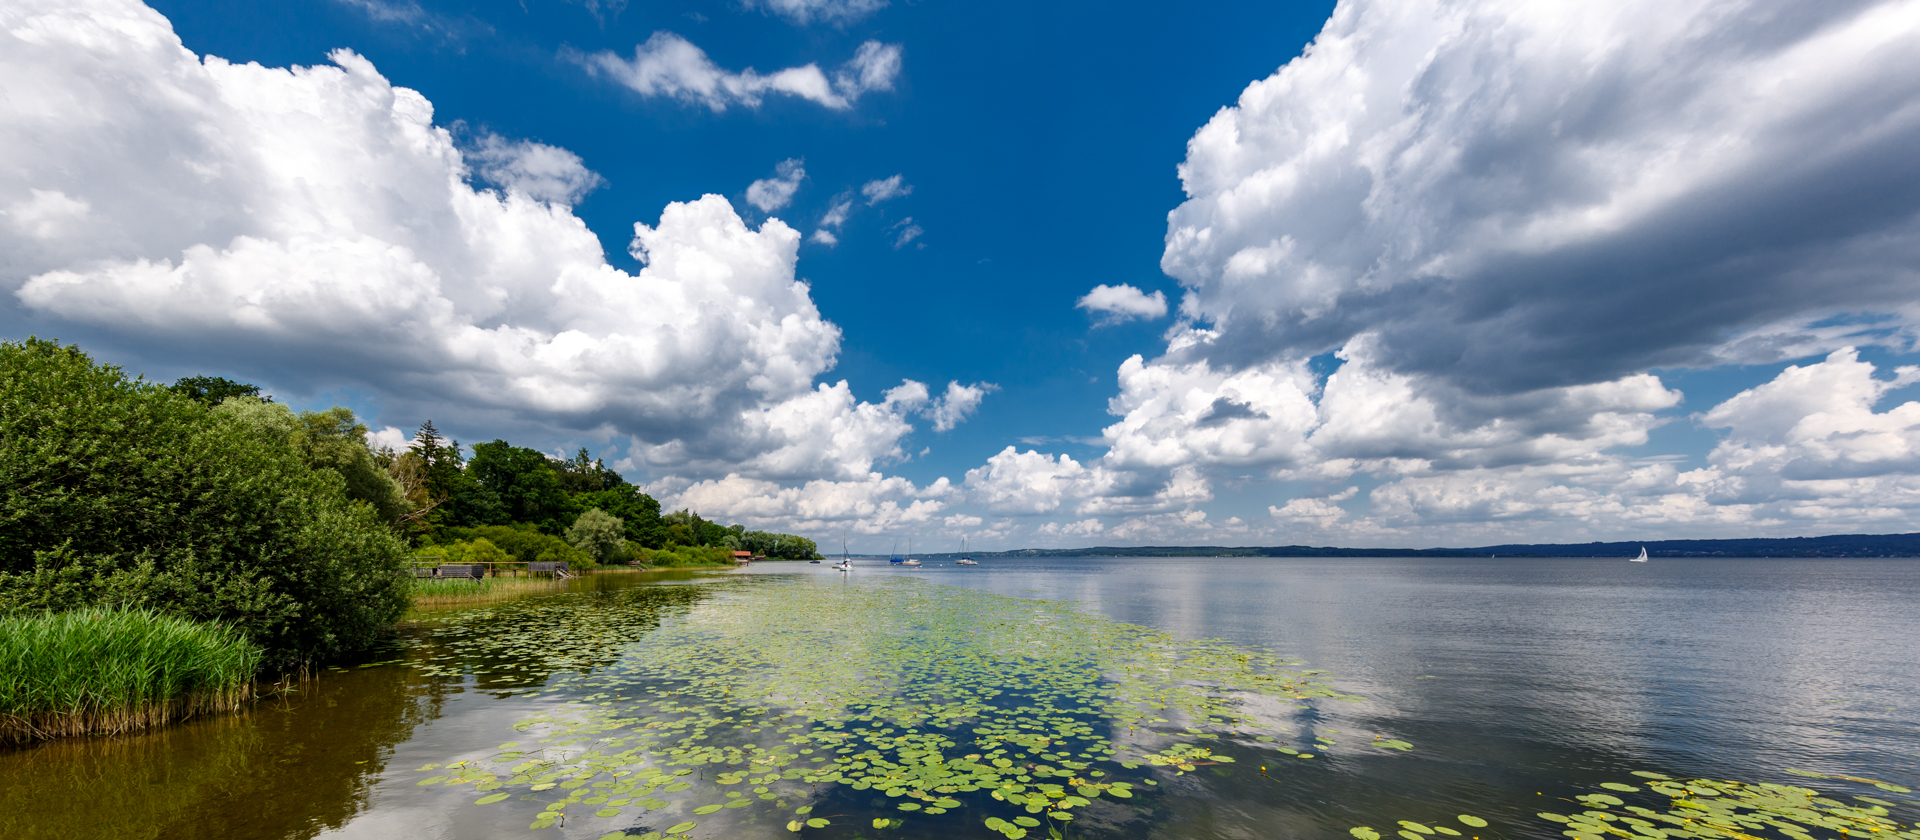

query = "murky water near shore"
(3, 558), (1916, 840)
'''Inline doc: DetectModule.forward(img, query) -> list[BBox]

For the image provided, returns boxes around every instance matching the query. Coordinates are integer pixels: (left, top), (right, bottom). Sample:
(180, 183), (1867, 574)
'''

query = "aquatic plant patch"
(1522, 771), (1920, 840)
(410, 577), (1410, 837)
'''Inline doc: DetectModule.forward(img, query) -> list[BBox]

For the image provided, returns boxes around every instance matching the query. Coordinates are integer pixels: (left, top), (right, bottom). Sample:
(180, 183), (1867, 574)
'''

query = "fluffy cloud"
(1163, 0), (1920, 393)
(0, 0), (928, 485)
(466, 133), (606, 205)
(573, 33), (900, 112)
(861, 175), (912, 205)
(653, 472), (950, 533)
(992, 0), (1920, 546)
(745, 0), (887, 26)
(747, 158), (806, 212)
(1076, 284), (1168, 324)
(964, 448), (1120, 515)
(927, 381), (997, 433)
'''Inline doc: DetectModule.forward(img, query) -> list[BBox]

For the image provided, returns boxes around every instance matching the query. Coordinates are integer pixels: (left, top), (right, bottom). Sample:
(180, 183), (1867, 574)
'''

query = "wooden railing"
(403, 559), (566, 578)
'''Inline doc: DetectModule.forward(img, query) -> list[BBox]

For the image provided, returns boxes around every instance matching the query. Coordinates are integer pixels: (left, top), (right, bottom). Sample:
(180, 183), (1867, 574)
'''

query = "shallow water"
(3, 558), (1916, 840)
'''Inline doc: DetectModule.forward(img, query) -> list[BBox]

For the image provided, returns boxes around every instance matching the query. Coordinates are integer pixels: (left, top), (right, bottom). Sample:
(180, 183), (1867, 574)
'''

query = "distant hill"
(915, 532), (1920, 559)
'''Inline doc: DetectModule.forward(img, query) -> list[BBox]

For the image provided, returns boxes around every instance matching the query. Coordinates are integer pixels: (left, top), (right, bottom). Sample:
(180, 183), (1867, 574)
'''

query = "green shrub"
(430, 524), (595, 570)
(566, 508), (627, 565)
(633, 545), (735, 568)
(415, 537), (512, 565)
(0, 338), (411, 666)
(0, 608), (261, 741)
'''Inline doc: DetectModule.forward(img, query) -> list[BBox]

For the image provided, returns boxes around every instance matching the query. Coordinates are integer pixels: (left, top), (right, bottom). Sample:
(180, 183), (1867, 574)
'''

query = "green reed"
(408, 575), (564, 607)
(0, 608), (261, 742)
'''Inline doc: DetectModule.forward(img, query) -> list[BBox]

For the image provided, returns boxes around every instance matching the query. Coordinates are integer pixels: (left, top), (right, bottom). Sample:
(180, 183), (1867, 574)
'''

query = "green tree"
(571, 485), (665, 546)
(0, 338), (409, 665)
(554, 447), (626, 494)
(168, 375), (266, 406)
(215, 400), (411, 526)
(565, 509), (627, 565)
(466, 441), (570, 531)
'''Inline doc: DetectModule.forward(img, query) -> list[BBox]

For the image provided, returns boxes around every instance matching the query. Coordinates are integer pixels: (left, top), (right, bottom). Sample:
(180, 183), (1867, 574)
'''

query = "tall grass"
(0, 608), (261, 742)
(408, 576), (562, 607)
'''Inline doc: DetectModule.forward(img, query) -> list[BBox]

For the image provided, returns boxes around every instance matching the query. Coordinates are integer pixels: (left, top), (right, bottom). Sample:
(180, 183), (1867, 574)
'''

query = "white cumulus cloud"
(926, 381), (997, 433)
(466, 133), (606, 205)
(1076, 284), (1168, 324)
(1162, 0), (1920, 392)
(747, 158), (806, 212)
(0, 0), (929, 487)
(573, 32), (900, 112)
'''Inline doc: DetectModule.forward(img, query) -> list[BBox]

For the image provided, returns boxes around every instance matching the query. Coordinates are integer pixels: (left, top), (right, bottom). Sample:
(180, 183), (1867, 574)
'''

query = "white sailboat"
(957, 536), (978, 565)
(833, 533), (853, 571)
(902, 537), (921, 566)
(1631, 546), (1648, 562)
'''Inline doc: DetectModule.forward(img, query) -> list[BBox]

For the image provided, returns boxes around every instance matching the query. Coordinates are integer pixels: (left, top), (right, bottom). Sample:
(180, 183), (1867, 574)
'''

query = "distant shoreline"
(887, 532), (1920, 559)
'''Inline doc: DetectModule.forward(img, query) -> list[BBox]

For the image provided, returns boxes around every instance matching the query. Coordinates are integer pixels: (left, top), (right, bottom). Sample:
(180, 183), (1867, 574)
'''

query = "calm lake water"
(4, 557), (1916, 840)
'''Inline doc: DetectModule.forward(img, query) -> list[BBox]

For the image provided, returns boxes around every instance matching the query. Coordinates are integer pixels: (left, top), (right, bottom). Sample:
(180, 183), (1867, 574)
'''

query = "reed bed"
(0, 608), (261, 742)
(408, 576), (563, 607)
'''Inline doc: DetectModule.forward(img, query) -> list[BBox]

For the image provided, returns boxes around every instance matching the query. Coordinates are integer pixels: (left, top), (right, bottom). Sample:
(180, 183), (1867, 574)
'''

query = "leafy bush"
(429, 525), (595, 569)
(566, 509), (628, 565)
(0, 607), (261, 741)
(0, 338), (411, 665)
(215, 399), (411, 525)
(633, 545), (735, 568)
(414, 538), (512, 565)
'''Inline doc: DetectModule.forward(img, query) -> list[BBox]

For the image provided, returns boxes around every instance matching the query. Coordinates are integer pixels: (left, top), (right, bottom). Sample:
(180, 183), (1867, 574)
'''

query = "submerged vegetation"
(0, 609), (261, 742)
(407, 577), (1390, 838)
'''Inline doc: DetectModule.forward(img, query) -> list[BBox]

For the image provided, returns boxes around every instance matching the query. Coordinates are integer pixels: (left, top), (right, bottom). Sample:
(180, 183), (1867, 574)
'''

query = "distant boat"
(889, 537), (905, 565)
(957, 536), (978, 565)
(1631, 546), (1648, 563)
(835, 532), (853, 570)
(902, 537), (921, 566)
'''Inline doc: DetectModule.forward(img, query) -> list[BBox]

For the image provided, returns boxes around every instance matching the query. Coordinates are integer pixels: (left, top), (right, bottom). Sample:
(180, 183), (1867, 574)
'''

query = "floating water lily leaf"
(1599, 783), (1638, 792)
(403, 578), (1381, 840)
(1351, 828), (1381, 840)
(666, 822), (697, 834)
(786, 820), (802, 832)
(475, 793), (510, 805)
(1457, 815), (1487, 827)
(874, 818), (891, 828)
(1397, 821), (1434, 834)
(806, 818), (829, 828)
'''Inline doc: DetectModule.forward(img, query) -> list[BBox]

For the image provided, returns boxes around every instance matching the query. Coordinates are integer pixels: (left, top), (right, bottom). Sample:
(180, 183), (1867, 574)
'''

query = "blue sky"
(6, 0), (1920, 550)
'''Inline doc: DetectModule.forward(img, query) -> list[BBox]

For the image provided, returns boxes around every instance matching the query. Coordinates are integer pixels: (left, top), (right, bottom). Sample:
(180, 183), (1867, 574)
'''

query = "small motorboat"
(809, 559), (821, 564)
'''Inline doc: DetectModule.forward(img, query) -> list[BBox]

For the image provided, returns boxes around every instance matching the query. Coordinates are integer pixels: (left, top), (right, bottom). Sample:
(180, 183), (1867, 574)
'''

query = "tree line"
(0, 338), (818, 669)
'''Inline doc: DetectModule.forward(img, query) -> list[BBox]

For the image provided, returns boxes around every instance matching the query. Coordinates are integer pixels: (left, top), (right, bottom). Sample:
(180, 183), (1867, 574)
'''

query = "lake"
(4, 557), (1916, 840)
